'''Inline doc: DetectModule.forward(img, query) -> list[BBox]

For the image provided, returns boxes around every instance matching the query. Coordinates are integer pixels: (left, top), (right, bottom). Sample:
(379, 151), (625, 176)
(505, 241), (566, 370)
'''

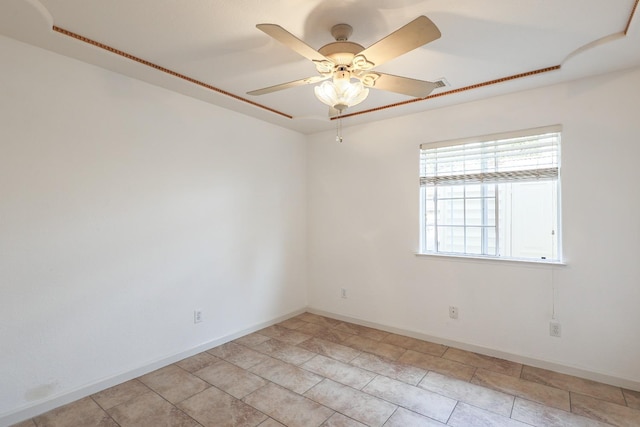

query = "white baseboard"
(307, 307), (640, 392)
(0, 307), (306, 427)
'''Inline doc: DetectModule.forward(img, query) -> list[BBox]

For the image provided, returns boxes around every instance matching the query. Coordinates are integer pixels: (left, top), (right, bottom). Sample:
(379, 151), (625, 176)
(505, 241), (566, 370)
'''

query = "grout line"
(569, 390), (574, 414)
(88, 394), (122, 427)
(509, 394), (516, 419)
(381, 406), (399, 425)
(446, 400), (460, 424)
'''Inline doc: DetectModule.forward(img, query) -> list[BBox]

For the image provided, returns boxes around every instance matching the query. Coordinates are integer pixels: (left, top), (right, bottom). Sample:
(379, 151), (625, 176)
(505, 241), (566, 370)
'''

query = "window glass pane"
(465, 198), (482, 226)
(425, 186), (435, 199)
(438, 199), (464, 225)
(465, 227), (483, 254)
(508, 181), (556, 260)
(486, 226), (497, 256)
(437, 185), (464, 199)
(486, 197), (496, 223)
(438, 226), (465, 253)
(452, 186), (464, 198)
(466, 185), (482, 198)
(424, 190), (436, 226)
(425, 226), (436, 252)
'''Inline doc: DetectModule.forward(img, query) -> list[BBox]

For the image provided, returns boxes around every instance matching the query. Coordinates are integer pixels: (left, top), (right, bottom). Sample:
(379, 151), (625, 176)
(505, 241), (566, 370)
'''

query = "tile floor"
(12, 312), (640, 427)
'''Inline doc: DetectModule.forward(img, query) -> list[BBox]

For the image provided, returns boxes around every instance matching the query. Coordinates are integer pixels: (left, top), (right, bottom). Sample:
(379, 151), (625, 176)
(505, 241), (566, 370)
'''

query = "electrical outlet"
(549, 321), (561, 337)
(449, 306), (459, 319)
(194, 309), (203, 324)
(341, 288), (347, 299)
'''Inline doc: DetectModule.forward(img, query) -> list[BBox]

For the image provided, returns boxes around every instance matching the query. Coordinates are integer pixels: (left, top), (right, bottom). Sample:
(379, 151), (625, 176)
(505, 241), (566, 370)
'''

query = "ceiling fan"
(247, 16), (442, 116)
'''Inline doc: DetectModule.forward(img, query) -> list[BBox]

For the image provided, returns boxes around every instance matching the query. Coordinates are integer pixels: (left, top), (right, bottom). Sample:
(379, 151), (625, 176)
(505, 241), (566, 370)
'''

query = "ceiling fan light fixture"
(314, 78), (369, 110)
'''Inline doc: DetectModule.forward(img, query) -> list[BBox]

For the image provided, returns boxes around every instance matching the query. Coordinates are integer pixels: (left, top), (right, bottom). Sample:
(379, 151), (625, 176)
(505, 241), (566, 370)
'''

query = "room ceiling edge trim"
(52, 26), (293, 119)
(625, 0), (639, 35)
(50, 0), (637, 125)
(333, 65), (561, 120)
(49, 26), (562, 123)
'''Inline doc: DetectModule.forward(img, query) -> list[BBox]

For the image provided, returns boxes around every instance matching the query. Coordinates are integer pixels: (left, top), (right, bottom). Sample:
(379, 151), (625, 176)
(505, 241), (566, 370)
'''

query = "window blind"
(420, 130), (560, 186)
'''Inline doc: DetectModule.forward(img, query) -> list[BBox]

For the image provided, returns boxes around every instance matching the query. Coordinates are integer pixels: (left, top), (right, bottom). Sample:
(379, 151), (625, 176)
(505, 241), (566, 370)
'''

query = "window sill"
(415, 252), (566, 267)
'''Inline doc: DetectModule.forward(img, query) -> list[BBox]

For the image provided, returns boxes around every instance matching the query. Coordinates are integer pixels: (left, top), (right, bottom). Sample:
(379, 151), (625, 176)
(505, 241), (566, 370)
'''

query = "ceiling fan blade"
(257, 24), (331, 63)
(365, 72), (439, 98)
(357, 16), (440, 68)
(247, 75), (329, 96)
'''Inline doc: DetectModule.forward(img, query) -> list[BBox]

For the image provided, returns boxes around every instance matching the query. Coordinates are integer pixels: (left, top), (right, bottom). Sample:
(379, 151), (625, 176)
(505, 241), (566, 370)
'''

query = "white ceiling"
(2, 0), (639, 134)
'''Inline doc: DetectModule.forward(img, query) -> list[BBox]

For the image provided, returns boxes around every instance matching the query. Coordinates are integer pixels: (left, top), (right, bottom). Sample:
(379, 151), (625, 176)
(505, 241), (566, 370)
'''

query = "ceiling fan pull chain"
(336, 111), (343, 143)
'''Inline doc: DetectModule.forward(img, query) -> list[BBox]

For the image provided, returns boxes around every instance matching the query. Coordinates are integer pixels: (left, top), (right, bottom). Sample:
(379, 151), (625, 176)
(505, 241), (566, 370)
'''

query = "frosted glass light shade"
(314, 79), (369, 110)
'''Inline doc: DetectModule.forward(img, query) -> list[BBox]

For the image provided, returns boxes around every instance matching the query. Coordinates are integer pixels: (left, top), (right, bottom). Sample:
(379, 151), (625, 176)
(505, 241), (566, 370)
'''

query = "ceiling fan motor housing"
(318, 41), (365, 66)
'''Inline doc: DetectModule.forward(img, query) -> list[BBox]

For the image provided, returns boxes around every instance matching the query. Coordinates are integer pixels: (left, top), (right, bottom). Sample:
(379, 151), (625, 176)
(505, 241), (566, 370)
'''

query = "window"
(419, 126), (561, 262)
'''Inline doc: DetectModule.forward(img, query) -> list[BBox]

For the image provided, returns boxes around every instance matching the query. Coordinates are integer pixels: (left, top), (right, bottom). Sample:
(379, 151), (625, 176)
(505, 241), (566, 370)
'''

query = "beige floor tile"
(302, 354), (376, 390)
(333, 322), (390, 341)
(571, 392), (640, 427)
(244, 383), (334, 427)
(342, 335), (406, 361)
(257, 325), (313, 345)
(472, 368), (570, 411)
(251, 338), (317, 365)
(295, 322), (333, 337)
(362, 376), (457, 423)
(177, 386), (267, 427)
(383, 407), (446, 426)
(233, 332), (271, 347)
(250, 357), (324, 394)
(26, 314), (637, 427)
(290, 320), (355, 345)
(175, 352), (220, 373)
(321, 412), (368, 426)
(207, 341), (270, 369)
(418, 371), (514, 417)
(295, 313), (342, 328)
(33, 397), (117, 427)
(305, 379), (396, 427)
(297, 337), (361, 363)
(443, 348), (522, 377)
(313, 328), (357, 345)
(194, 359), (266, 399)
(107, 391), (199, 427)
(398, 349), (476, 381)
(92, 379), (150, 410)
(138, 364), (209, 404)
(349, 352), (426, 386)
(258, 418), (286, 426)
(512, 397), (610, 426)
(521, 365), (626, 405)
(277, 317), (308, 330)
(624, 388), (640, 410)
(448, 402), (529, 427)
(381, 334), (448, 357)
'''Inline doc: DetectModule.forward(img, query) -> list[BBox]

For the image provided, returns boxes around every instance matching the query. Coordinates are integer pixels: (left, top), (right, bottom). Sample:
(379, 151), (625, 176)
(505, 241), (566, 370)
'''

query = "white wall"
(307, 67), (640, 388)
(0, 35), (307, 420)
(2, 29), (639, 424)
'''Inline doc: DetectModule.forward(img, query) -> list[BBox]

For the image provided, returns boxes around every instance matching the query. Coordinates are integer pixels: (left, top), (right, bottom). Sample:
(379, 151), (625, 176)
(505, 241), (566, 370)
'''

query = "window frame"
(418, 125), (563, 264)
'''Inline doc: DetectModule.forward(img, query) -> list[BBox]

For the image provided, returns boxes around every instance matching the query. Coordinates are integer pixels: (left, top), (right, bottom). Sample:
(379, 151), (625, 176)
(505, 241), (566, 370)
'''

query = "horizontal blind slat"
(420, 167), (558, 185)
(420, 131), (560, 185)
